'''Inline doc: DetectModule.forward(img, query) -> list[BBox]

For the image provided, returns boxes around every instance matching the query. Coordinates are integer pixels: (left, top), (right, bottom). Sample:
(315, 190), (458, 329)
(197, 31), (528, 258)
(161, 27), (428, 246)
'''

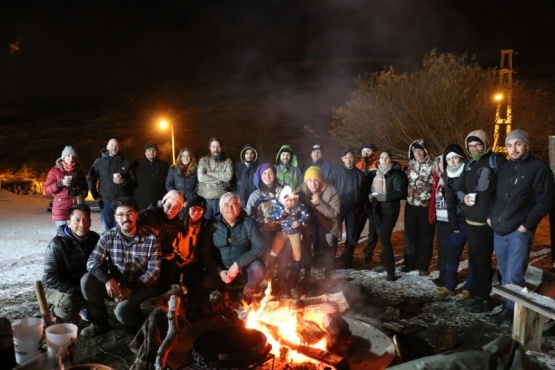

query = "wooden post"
(513, 302), (543, 351)
(549, 136), (555, 267)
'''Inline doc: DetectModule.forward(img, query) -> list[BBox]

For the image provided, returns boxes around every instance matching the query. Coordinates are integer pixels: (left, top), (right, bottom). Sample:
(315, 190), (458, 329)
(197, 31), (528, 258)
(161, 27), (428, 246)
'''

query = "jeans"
(99, 200), (116, 232)
(204, 199), (220, 220)
(435, 221), (451, 284)
(444, 223), (472, 291)
(494, 229), (533, 309)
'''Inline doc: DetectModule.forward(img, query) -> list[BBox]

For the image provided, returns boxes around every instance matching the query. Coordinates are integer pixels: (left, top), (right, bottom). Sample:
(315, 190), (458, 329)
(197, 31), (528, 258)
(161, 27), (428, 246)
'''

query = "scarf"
(62, 161), (76, 172)
(446, 162), (464, 178)
(372, 163), (392, 194)
(181, 164), (189, 175)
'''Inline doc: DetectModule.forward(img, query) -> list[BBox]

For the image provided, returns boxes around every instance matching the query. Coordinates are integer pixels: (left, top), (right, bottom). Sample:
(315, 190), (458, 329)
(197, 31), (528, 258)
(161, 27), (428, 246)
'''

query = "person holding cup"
(45, 145), (89, 228)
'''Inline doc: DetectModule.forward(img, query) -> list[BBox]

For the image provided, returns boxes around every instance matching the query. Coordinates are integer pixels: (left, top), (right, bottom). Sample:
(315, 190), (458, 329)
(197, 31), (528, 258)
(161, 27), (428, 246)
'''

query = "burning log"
(155, 295), (181, 370)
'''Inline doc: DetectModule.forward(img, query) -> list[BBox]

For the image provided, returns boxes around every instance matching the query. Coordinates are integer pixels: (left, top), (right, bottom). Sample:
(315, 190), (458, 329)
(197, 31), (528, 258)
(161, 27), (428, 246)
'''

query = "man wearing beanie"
(45, 145), (89, 228)
(275, 144), (303, 190)
(356, 143), (380, 264)
(87, 138), (133, 232)
(456, 129), (507, 313)
(300, 166), (341, 280)
(487, 130), (554, 324)
(130, 142), (169, 211)
(232, 144), (260, 207)
(301, 144), (333, 181)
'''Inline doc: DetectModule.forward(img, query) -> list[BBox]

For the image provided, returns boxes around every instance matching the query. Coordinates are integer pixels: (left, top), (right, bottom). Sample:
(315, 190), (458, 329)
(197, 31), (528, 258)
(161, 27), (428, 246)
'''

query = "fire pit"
(190, 327), (273, 369)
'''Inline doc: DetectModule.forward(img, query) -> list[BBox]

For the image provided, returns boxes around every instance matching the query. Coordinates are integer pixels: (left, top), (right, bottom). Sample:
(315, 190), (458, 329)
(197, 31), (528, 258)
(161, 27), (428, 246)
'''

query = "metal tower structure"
(492, 49), (514, 153)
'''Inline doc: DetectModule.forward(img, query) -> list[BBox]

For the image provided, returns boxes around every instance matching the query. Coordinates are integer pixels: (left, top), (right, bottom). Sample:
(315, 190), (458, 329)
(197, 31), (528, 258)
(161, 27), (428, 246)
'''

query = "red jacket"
(44, 160), (88, 221)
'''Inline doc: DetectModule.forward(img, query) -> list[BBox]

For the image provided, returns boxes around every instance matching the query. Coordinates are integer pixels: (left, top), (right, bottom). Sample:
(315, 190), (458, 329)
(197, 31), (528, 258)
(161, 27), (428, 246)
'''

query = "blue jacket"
(270, 202), (310, 235)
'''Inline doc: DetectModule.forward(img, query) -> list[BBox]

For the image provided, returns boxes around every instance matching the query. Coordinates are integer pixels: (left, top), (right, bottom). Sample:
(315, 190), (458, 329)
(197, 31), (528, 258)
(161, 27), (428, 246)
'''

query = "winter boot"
(289, 261), (303, 299)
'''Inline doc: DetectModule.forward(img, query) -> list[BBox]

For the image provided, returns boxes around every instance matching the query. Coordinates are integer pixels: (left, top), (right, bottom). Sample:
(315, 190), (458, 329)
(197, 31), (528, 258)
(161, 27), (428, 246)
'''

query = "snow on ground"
(2, 191), (555, 369)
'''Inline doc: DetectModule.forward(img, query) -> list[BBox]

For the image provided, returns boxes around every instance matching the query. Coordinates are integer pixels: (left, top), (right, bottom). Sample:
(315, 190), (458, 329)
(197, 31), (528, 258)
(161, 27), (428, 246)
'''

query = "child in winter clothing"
(268, 186), (310, 296)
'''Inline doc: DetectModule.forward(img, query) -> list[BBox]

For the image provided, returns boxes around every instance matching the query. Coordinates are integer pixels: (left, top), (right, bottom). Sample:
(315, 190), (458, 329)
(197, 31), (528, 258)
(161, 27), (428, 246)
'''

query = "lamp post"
(159, 120), (175, 165)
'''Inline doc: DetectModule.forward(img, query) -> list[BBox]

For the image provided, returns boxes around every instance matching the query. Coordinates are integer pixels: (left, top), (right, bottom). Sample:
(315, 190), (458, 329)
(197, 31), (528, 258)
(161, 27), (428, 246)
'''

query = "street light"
(159, 119), (175, 165)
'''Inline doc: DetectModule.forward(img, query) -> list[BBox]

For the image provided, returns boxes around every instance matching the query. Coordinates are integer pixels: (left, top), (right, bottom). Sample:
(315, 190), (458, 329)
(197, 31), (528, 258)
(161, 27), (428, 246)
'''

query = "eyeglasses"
(115, 211), (137, 219)
(468, 144), (484, 150)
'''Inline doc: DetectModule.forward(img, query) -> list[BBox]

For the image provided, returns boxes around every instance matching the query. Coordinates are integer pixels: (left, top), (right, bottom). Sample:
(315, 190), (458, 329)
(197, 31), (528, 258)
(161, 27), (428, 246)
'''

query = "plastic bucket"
(11, 317), (44, 365)
(45, 323), (78, 359)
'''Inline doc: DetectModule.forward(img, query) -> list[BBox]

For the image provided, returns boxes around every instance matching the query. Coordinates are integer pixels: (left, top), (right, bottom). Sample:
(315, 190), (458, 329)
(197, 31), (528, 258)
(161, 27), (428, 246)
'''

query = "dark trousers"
(363, 206), (379, 257)
(467, 223), (494, 300)
(435, 221), (451, 284)
(99, 199), (116, 232)
(342, 208), (367, 258)
(302, 220), (338, 277)
(373, 201), (400, 276)
(81, 273), (158, 327)
(403, 203), (435, 271)
(444, 223), (471, 291)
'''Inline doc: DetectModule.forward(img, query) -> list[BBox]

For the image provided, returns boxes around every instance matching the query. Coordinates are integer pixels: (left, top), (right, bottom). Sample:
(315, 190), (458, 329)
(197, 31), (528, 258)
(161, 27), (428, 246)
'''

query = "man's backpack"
(464, 153), (499, 173)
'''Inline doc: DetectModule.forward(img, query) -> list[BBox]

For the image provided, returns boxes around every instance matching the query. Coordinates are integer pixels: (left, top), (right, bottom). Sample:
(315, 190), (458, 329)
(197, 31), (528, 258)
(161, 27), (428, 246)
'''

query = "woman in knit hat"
(44, 145), (89, 228)
(300, 166), (341, 281)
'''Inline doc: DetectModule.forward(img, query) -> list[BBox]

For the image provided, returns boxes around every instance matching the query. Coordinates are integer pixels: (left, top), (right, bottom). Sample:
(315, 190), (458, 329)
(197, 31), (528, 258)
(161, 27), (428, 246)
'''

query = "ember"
(245, 284), (351, 367)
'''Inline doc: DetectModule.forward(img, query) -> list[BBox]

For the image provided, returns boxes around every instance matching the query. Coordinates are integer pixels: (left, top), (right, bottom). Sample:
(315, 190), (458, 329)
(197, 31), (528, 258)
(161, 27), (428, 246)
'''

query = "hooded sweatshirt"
(275, 144), (303, 190)
(405, 139), (434, 207)
(233, 144), (260, 206)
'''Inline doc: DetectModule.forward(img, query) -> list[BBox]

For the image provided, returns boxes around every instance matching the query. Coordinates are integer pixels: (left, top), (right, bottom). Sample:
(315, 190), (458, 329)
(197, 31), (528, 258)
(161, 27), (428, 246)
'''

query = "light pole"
(159, 120), (175, 165)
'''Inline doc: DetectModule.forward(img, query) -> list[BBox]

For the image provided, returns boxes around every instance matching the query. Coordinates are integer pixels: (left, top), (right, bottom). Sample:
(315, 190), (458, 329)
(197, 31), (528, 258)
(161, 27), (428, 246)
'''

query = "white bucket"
(12, 317), (44, 365)
(45, 323), (78, 359)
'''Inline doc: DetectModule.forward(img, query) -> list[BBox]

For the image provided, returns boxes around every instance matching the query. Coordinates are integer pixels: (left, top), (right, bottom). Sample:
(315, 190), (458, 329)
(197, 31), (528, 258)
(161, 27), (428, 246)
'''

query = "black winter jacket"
(328, 165), (368, 212)
(490, 154), (554, 235)
(43, 225), (100, 294)
(130, 157), (169, 211)
(87, 149), (132, 203)
(367, 162), (408, 203)
(165, 165), (198, 202)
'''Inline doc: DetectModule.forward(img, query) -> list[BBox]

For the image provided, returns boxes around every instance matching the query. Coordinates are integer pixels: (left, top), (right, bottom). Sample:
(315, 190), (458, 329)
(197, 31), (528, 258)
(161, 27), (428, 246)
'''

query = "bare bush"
(331, 50), (555, 158)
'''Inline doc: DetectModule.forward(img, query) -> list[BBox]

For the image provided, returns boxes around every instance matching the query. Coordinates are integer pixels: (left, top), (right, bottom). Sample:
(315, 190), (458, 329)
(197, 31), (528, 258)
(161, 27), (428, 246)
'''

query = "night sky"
(2, 0), (555, 121)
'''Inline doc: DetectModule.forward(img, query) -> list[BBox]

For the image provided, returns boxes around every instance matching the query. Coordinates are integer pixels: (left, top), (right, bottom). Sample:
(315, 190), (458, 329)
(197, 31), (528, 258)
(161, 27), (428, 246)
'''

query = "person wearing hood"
(356, 143), (380, 265)
(401, 139), (435, 276)
(43, 204), (100, 322)
(165, 147), (199, 219)
(275, 144), (303, 190)
(45, 145), (89, 228)
(300, 166), (341, 281)
(487, 130), (554, 324)
(367, 151), (407, 281)
(456, 129), (507, 313)
(301, 144), (333, 180)
(232, 144), (260, 207)
(197, 137), (234, 220)
(435, 144), (472, 300)
(87, 138), (132, 232)
(130, 142), (169, 211)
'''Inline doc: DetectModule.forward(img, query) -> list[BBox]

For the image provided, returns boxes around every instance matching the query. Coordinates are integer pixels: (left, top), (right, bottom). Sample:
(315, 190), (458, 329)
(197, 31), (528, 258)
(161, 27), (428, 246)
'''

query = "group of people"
(41, 129), (554, 337)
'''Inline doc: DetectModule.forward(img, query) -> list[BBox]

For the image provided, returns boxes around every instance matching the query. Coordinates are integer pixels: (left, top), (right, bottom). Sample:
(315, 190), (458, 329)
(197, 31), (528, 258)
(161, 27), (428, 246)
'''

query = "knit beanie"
(304, 166), (323, 183)
(279, 186), (298, 204)
(505, 129), (530, 147)
(61, 146), (77, 159)
(145, 142), (158, 150)
(162, 190), (184, 210)
(253, 163), (275, 188)
(185, 195), (206, 212)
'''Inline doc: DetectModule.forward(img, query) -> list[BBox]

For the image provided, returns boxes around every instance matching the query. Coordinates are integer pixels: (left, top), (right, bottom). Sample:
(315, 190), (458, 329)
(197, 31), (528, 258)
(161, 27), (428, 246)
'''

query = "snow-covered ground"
(2, 190), (555, 369)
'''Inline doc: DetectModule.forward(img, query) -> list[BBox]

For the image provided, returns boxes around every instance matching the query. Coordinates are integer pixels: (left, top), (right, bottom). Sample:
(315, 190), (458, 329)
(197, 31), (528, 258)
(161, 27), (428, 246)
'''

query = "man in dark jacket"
(488, 130), (554, 323)
(457, 130), (507, 313)
(130, 142), (169, 211)
(232, 144), (260, 207)
(301, 144), (333, 180)
(329, 149), (367, 268)
(43, 204), (100, 322)
(199, 192), (266, 301)
(87, 138), (132, 231)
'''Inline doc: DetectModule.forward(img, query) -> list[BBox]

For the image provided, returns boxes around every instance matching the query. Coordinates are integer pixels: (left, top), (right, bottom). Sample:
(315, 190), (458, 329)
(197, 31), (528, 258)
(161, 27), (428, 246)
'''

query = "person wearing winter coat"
(368, 151), (407, 281)
(487, 130), (554, 323)
(87, 138), (133, 232)
(197, 137), (233, 220)
(45, 146), (89, 228)
(300, 166), (342, 281)
(198, 192), (267, 301)
(232, 144), (260, 207)
(402, 139), (436, 275)
(329, 149), (368, 269)
(165, 147), (199, 219)
(130, 142), (169, 211)
(43, 204), (100, 322)
(457, 129), (507, 313)
(275, 144), (303, 190)
(301, 144), (333, 180)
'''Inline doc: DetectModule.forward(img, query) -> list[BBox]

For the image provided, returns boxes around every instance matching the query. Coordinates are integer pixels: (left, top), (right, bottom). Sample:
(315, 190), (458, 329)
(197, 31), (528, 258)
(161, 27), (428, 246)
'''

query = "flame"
(245, 281), (328, 364)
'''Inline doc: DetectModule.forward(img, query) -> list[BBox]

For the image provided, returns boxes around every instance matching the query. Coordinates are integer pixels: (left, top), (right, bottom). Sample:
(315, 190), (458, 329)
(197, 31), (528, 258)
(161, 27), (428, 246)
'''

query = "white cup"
(113, 173), (120, 178)
(45, 323), (78, 360)
(468, 193), (477, 205)
(64, 175), (72, 181)
(12, 317), (44, 365)
(372, 192), (379, 196)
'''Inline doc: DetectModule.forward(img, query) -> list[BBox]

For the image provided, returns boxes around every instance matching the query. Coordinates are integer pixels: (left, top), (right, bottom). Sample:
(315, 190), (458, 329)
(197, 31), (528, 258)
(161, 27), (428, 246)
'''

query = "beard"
(211, 153), (222, 162)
